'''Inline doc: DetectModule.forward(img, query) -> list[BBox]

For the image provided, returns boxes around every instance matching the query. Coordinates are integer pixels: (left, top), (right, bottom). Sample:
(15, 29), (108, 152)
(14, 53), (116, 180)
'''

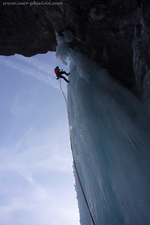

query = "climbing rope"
(59, 79), (96, 225)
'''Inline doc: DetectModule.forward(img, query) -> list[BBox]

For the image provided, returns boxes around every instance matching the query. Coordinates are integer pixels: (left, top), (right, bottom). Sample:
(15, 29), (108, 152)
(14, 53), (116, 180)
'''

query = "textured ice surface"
(56, 34), (150, 225)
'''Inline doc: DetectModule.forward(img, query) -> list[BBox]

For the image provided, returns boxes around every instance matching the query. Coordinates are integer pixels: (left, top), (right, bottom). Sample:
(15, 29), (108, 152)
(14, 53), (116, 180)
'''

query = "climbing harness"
(59, 79), (96, 225)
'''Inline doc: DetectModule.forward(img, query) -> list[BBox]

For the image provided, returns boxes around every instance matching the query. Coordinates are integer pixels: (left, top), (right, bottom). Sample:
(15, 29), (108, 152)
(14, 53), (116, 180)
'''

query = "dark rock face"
(1, 0), (150, 92)
(0, 4), (57, 56)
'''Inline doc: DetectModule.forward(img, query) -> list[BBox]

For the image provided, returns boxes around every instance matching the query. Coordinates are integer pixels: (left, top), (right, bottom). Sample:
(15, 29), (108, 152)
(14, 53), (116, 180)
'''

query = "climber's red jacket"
(54, 67), (59, 75)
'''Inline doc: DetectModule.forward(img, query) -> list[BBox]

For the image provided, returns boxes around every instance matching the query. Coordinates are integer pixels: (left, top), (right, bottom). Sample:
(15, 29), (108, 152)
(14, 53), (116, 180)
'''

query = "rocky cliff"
(1, 0), (150, 92)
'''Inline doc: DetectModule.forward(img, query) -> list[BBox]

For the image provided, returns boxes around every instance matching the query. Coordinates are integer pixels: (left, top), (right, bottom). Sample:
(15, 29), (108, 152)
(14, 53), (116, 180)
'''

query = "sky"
(0, 52), (80, 225)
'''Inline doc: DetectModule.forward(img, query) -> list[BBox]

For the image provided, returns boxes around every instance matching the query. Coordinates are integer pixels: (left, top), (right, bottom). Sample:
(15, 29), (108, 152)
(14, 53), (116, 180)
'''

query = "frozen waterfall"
(56, 33), (150, 225)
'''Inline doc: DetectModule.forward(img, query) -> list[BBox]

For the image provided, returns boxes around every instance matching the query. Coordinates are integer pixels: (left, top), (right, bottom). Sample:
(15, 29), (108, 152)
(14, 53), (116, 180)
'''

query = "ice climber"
(54, 66), (70, 83)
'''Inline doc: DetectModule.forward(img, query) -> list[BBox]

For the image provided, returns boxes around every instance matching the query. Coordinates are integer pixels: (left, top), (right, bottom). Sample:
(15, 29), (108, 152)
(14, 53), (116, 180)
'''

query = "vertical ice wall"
(56, 33), (150, 225)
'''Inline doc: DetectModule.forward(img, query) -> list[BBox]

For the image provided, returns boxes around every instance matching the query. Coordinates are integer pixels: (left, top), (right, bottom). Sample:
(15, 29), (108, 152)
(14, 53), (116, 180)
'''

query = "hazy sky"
(0, 52), (79, 225)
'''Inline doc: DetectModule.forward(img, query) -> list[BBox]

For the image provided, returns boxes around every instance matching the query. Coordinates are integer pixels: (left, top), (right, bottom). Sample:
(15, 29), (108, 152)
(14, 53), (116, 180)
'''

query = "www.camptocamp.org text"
(3, 1), (63, 6)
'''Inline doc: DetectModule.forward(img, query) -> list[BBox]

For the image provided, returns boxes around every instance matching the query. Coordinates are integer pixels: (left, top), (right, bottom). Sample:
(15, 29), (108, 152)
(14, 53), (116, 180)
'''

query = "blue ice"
(56, 33), (150, 225)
